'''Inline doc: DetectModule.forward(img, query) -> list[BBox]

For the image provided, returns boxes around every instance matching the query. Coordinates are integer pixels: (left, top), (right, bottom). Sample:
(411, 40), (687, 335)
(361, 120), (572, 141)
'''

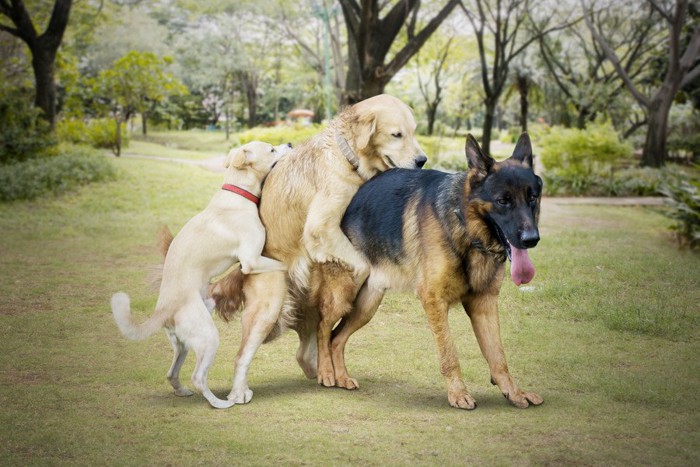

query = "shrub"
(539, 121), (633, 175)
(234, 124), (325, 146)
(659, 173), (700, 250)
(0, 145), (116, 202)
(57, 118), (128, 152)
(0, 89), (56, 164)
(542, 166), (672, 197)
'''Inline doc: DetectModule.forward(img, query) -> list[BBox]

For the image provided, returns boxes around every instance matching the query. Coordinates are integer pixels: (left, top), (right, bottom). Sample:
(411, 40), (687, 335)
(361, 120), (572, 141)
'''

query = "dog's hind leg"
(227, 270), (286, 404)
(182, 302), (234, 409)
(330, 281), (385, 389)
(165, 329), (193, 397)
(463, 294), (543, 409)
(312, 263), (355, 388)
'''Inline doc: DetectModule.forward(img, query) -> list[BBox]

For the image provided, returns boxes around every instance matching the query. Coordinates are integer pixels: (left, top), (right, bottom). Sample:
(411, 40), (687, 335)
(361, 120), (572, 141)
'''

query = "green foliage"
(95, 51), (188, 118)
(0, 145), (116, 202)
(659, 172), (700, 249)
(57, 118), (130, 151)
(539, 121), (633, 175)
(233, 124), (325, 146)
(0, 88), (56, 164)
(542, 166), (674, 197)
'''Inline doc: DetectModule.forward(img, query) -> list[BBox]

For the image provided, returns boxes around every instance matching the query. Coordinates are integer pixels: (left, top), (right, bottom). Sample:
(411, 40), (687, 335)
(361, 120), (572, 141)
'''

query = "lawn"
(0, 143), (698, 465)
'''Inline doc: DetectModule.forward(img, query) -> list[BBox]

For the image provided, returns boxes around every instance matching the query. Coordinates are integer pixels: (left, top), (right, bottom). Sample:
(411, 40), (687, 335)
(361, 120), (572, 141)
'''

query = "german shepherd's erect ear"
(465, 134), (495, 176)
(509, 132), (534, 168)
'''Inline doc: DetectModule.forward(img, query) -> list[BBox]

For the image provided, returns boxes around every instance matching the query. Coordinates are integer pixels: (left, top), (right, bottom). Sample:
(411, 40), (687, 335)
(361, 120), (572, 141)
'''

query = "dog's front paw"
(447, 388), (477, 410)
(504, 390), (543, 409)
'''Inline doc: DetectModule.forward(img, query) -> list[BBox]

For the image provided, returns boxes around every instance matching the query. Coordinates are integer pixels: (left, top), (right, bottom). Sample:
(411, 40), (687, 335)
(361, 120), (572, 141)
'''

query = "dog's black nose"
(520, 230), (540, 248)
(286, 142), (292, 148)
(415, 155), (427, 168)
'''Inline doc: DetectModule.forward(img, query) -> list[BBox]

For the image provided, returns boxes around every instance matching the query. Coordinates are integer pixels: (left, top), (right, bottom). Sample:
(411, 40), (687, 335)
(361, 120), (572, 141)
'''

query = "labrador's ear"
(225, 148), (248, 169)
(356, 112), (377, 150)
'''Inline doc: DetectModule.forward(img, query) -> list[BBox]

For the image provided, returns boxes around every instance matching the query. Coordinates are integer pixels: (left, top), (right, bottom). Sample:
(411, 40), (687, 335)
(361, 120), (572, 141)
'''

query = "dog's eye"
(391, 132), (402, 138)
(528, 193), (538, 203)
(496, 197), (510, 207)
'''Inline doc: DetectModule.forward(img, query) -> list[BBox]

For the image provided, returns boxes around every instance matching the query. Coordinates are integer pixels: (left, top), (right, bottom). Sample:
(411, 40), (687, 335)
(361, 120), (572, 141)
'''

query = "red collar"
(221, 184), (260, 205)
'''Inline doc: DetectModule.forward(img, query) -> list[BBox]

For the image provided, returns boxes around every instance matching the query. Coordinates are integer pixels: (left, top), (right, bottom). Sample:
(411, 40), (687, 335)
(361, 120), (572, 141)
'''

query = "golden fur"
(213, 94), (427, 391)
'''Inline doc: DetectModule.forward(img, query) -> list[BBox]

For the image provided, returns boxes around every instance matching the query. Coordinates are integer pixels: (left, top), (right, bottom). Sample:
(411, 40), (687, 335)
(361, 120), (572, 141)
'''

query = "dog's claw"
(448, 390), (477, 410)
(506, 390), (543, 408)
(336, 376), (359, 390)
(228, 388), (253, 404)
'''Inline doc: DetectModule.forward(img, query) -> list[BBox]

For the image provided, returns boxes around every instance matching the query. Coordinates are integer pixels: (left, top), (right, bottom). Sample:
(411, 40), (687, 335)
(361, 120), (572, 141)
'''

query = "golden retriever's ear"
(225, 148), (248, 169)
(356, 112), (377, 150)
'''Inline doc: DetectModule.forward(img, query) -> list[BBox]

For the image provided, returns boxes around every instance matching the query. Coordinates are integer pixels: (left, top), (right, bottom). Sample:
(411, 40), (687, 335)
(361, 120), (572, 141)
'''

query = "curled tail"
(111, 292), (165, 341)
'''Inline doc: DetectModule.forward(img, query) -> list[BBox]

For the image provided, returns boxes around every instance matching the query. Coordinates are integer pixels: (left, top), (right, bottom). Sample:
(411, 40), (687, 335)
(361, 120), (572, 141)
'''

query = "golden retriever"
(213, 94), (427, 401)
(111, 141), (290, 409)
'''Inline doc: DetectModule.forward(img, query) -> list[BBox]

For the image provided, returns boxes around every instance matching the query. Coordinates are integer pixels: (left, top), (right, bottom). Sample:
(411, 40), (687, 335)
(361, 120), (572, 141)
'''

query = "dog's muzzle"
(415, 155), (427, 168)
(519, 229), (540, 249)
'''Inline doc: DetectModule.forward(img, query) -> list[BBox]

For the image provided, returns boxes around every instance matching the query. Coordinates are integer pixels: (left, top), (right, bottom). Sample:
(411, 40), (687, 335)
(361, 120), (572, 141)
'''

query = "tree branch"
(382, 0), (459, 83)
(581, 0), (650, 108)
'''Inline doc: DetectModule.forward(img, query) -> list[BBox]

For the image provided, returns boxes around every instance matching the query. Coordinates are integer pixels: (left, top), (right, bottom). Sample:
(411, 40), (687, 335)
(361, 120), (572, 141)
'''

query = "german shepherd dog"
(318, 132), (543, 409)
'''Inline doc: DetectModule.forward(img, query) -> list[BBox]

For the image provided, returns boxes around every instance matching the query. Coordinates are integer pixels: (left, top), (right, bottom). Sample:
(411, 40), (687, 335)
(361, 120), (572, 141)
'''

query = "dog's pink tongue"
(510, 244), (535, 285)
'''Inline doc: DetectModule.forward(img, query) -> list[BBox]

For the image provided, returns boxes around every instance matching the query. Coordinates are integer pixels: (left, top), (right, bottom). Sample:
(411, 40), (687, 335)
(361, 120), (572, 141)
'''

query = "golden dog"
(213, 94), (427, 401)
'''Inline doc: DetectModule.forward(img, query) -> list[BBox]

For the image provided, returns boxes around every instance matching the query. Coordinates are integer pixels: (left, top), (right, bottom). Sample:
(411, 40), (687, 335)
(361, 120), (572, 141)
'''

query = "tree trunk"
(481, 98), (497, 156)
(426, 104), (437, 136)
(114, 114), (122, 157)
(640, 95), (672, 167)
(0, 0), (73, 128)
(31, 48), (57, 128)
(517, 74), (529, 133)
(339, 0), (459, 105)
(141, 112), (148, 136)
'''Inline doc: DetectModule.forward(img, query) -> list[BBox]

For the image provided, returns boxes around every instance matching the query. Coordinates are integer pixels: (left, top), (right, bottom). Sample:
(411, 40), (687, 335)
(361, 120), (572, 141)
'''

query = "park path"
(118, 152), (664, 207)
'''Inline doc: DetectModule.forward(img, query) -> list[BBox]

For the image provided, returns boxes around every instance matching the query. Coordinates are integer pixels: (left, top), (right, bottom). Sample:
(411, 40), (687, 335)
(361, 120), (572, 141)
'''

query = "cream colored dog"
(213, 94), (427, 398)
(111, 141), (290, 409)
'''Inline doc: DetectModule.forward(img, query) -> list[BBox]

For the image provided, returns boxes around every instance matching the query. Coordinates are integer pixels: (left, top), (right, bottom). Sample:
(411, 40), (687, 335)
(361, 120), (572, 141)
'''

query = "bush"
(539, 121), (633, 175)
(659, 173), (700, 250)
(542, 166), (673, 197)
(0, 89), (56, 164)
(0, 145), (116, 202)
(57, 118), (128, 152)
(234, 124), (325, 146)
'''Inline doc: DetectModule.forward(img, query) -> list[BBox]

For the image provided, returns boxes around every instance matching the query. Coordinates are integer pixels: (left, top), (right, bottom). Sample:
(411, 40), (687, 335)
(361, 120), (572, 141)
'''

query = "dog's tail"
(111, 292), (165, 341)
(149, 225), (175, 291)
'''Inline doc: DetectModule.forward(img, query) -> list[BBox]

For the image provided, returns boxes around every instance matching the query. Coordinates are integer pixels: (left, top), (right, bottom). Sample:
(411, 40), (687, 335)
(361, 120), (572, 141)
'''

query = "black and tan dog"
(316, 132), (544, 409)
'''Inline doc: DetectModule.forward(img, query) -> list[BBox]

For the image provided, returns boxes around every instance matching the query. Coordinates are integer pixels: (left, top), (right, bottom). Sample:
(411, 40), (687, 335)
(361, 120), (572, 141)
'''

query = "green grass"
(0, 138), (699, 464)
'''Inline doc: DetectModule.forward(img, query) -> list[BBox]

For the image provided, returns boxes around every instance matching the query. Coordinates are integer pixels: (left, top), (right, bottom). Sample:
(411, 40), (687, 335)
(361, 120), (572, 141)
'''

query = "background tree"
(460, 0), (572, 155)
(0, 0), (72, 128)
(538, 9), (662, 131)
(95, 51), (187, 155)
(414, 29), (456, 135)
(338, 0), (460, 104)
(583, 0), (700, 167)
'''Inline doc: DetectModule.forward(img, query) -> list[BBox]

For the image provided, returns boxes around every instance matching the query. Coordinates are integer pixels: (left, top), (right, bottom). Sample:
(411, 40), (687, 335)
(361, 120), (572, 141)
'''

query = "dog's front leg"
(463, 294), (543, 409)
(303, 197), (369, 278)
(420, 292), (477, 410)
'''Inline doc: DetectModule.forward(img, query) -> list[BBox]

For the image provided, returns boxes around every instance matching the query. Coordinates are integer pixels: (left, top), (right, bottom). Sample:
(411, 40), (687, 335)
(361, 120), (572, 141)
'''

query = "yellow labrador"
(111, 141), (290, 409)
